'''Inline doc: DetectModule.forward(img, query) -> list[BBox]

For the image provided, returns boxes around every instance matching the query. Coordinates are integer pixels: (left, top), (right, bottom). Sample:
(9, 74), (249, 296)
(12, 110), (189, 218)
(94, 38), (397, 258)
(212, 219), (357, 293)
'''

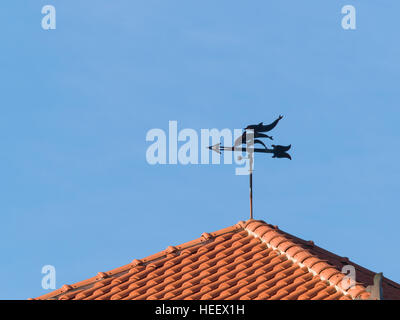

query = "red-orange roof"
(33, 219), (400, 300)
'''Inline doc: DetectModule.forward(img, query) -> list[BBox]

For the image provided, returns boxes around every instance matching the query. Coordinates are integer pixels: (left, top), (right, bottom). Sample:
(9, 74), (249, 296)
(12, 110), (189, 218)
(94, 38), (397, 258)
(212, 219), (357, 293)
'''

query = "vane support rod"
(249, 152), (254, 220)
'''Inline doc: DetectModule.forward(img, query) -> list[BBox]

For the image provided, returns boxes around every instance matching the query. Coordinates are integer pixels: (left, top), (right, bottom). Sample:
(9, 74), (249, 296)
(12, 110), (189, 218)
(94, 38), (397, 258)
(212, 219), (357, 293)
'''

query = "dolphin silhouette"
(234, 131), (272, 148)
(245, 115), (283, 133)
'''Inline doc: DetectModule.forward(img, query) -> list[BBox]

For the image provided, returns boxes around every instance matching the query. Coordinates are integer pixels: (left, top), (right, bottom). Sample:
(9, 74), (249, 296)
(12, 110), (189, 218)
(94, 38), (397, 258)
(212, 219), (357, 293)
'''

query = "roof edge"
(32, 223), (243, 300)
(237, 219), (371, 300)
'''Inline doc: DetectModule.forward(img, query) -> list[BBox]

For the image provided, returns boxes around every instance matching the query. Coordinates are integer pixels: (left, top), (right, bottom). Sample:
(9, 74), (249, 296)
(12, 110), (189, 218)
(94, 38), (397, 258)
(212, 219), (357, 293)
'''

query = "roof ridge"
(237, 219), (371, 300)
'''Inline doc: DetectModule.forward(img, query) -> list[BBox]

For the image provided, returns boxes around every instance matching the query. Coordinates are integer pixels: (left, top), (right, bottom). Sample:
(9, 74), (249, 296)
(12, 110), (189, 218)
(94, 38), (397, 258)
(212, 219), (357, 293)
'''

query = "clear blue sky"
(1, 1), (399, 299)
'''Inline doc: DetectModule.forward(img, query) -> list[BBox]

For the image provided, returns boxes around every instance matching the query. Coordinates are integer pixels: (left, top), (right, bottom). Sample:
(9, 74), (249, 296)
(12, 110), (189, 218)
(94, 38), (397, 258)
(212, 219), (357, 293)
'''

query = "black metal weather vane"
(208, 115), (292, 219)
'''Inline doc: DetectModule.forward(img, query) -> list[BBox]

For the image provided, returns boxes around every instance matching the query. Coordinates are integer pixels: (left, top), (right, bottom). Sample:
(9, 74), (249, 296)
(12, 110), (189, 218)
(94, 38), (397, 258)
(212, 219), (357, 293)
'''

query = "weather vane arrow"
(208, 115), (292, 219)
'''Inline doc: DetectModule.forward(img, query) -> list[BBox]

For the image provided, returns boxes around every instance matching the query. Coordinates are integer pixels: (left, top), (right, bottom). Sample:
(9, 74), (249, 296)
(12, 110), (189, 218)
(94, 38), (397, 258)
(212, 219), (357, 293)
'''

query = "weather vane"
(208, 115), (292, 220)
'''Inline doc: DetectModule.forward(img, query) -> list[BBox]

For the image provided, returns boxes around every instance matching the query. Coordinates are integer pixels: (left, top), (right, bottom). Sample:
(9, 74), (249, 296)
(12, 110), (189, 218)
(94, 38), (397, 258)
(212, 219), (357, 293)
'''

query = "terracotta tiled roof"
(33, 219), (400, 300)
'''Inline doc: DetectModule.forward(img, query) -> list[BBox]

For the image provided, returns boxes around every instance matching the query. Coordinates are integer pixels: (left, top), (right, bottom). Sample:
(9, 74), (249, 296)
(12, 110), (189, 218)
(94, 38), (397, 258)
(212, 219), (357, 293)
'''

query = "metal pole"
(249, 152), (253, 220)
